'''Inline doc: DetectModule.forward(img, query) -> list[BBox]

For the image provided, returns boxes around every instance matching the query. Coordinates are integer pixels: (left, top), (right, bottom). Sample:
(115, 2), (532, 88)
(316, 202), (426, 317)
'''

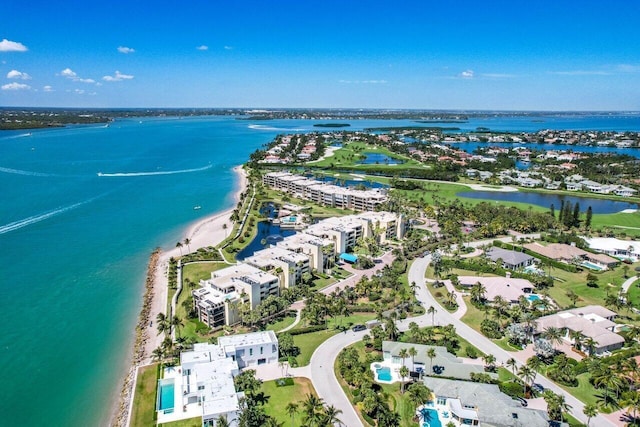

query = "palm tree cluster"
(434, 199), (558, 240)
(336, 347), (399, 426)
(402, 322), (461, 354)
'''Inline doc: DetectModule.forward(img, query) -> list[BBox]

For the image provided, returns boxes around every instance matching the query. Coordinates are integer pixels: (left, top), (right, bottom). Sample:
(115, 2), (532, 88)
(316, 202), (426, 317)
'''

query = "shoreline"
(112, 165), (248, 426)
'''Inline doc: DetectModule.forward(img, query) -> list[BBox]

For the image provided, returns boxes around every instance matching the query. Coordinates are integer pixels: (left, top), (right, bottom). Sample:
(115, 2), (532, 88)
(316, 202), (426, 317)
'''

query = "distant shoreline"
(113, 165), (248, 426)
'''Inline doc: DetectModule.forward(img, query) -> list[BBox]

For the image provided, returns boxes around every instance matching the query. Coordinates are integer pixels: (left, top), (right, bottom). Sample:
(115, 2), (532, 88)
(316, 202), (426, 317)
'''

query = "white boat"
(193, 205), (201, 210)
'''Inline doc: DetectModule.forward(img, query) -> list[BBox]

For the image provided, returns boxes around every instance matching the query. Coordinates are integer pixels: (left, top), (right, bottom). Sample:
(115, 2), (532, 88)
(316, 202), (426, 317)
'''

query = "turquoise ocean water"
(1, 114), (639, 426)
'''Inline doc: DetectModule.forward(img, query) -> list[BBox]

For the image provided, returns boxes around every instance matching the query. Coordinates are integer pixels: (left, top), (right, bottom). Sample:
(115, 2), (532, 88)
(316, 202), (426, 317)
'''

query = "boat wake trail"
(97, 164), (212, 177)
(0, 200), (91, 235)
(248, 124), (305, 132)
(0, 166), (57, 177)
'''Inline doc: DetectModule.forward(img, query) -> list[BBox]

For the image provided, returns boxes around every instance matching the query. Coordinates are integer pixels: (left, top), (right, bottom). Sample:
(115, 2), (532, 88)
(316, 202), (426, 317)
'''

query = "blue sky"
(1, 0), (639, 110)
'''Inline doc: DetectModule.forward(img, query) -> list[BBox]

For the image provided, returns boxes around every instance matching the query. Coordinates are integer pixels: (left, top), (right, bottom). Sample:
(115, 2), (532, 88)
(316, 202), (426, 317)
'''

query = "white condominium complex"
(262, 171), (388, 211)
(244, 246), (311, 289)
(192, 264), (279, 328)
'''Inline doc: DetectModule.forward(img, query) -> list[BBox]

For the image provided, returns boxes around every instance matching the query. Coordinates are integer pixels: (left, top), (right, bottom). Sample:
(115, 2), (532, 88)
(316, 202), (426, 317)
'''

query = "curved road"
(310, 255), (619, 427)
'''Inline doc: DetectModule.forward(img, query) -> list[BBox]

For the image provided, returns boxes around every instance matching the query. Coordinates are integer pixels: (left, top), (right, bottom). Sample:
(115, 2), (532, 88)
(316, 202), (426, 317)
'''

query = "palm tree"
(156, 312), (170, 336)
(543, 326), (564, 352)
(151, 346), (165, 363)
(409, 347), (418, 371)
(399, 348), (409, 367)
(222, 222), (228, 237)
(583, 337), (598, 356)
(171, 315), (184, 338)
(302, 394), (324, 426)
(482, 354), (496, 372)
(184, 237), (191, 253)
(583, 403), (599, 427)
(399, 366), (410, 393)
(322, 404), (343, 426)
(426, 348), (437, 374)
(407, 383), (432, 414)
(569, 330), (585, 351)
(506, 357), (518, 377)
(175, 241), (183, 256)
(518, 365), (536, 396)
(427, 306), (437, 326)
(621, 391), (640, 425)
(216, 415), (231, 427)
(285, 402), (298, 427)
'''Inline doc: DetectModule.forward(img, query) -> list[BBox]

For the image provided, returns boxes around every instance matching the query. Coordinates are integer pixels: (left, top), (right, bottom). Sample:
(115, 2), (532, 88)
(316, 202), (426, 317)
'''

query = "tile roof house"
(485, 247), (535, 270)
(423, 377), (549, 427)
(532, 305), (624, 355)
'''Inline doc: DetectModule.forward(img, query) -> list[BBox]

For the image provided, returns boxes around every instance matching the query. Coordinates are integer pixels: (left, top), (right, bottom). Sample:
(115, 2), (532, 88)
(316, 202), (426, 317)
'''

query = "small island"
(312, 123), (351, 128)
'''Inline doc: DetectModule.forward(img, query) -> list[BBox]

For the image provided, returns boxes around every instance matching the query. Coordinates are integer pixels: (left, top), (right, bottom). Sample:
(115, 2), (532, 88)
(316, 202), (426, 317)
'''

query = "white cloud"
(2, 82), (31, 90)
(7, 69), (31, 80)
(60, 68), (78, 78)
(196, 45), (209, 51)
(74, 89), (85, 94)
(117, 46), (135, 54)
(0, 39), (28, 52)
(460, 70), (474, 79)
(102, 70), (134, 82)
(77, 78), (95, 83)
(223, 46), (233, 50)
(43, 85), (54, 92)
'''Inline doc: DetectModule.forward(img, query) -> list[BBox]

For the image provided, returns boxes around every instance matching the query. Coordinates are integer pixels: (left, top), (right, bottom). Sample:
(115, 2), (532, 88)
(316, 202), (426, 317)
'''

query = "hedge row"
(288, 324), (328, 336)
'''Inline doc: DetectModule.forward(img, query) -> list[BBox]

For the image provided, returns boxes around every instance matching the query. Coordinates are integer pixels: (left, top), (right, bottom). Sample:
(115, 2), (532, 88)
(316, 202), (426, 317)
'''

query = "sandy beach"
(114, 165), (248, 426)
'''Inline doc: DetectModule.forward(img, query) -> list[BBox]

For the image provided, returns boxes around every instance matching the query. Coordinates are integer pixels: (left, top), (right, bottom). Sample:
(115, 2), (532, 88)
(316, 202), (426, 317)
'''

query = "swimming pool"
(157, 379), (175, 412)
(526, 294), (541, 302)
(285, 216), (297, 222)
(581, 261), (604, 271)
(420, 407), (443, 427)
(376, 366), (392, 382)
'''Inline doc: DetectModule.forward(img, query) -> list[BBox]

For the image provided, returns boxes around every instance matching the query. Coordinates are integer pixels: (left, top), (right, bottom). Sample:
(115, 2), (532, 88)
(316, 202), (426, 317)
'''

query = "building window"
(260, 346), (263, 354)
(249, 348), (253, 356)
(198, 385), (205, 390)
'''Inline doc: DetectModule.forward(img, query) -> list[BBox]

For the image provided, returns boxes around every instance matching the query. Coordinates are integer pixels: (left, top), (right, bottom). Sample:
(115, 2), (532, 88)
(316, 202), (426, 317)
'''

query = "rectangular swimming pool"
(157, 379), (175, 412)
(581, 261), (604, 271)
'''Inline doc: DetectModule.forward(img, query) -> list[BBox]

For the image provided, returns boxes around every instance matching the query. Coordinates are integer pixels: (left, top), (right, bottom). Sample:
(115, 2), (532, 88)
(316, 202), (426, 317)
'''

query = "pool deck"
(156, 367), (202, 424)
(370, 360), (404, 384)
(417, 403), (460, 427)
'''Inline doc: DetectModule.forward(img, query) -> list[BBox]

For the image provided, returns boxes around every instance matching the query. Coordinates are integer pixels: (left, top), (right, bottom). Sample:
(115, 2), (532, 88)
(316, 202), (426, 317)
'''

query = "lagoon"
(457, 190), (639, 214)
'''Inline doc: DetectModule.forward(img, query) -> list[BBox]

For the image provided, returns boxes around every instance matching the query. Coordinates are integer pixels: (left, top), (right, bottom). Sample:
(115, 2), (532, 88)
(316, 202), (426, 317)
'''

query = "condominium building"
(275, 232), (334, 274)
(192, 264), (279, 328)
(244, 246), (311, 289)
(262, 171), (388, 211)
(218, 330), (279, 368)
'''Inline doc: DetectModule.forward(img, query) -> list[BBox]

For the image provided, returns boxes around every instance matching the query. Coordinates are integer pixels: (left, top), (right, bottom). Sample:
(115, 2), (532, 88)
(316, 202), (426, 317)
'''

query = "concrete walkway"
(622, 275), (638, 293)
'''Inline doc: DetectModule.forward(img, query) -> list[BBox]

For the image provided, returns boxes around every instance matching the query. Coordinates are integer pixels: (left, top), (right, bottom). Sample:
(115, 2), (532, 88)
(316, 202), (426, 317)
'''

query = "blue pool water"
(286, 216), (297, 222)
(581, 261), (604, 271)
(421, 408), (443, 427)
(526, 294), (541, 302)
(376, 366), (392, 382)
(158, 381), (175, 411)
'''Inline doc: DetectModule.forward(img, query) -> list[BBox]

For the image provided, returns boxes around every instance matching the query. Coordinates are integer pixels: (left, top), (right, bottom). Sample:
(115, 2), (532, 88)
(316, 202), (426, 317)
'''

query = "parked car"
(352, 324), (366, 332)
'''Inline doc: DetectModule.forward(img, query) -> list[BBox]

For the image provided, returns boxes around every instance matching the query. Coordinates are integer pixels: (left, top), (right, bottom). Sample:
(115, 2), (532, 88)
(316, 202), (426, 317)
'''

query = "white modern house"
(156, 331), (279, 426)
(583, 237), (640, 261)
(218, 330), (279, 368)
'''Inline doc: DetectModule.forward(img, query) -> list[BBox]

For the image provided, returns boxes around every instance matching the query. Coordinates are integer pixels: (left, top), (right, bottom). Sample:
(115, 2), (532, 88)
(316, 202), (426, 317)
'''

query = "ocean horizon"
(1, 113), (640, 426)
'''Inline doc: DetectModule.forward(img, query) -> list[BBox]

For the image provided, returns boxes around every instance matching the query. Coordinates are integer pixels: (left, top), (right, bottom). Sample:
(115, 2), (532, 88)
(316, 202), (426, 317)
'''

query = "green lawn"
(265, 313), (297, 332)
(182, 261), (228, 284)
(311, 141), (423, 170)
(262, 378), (317, 426)
(130, 363), (159, 427)
(158, 418), (202, 427)
(380, 383), (420, 427)
(293, 313), (376, 366)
